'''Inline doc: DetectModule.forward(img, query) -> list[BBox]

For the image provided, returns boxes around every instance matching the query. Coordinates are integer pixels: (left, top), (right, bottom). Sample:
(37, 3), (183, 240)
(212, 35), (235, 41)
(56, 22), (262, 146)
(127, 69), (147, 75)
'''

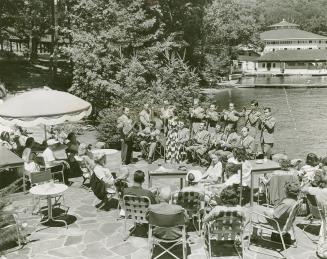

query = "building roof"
(258, 49), (327, 62)
(268, 19), (299, 29)
(260, 29), (327, 41)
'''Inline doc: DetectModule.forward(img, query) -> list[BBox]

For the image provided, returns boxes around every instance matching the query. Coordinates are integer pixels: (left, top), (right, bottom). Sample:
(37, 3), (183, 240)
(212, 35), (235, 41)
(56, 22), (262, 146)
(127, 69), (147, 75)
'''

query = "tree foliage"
(201, 0), (260, 79)
(64, 0), (200, 138)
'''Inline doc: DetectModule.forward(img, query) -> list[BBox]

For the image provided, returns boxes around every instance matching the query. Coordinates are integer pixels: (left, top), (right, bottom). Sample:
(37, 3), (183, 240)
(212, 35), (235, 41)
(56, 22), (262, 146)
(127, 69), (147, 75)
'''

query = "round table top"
(30, 183), (68, 196)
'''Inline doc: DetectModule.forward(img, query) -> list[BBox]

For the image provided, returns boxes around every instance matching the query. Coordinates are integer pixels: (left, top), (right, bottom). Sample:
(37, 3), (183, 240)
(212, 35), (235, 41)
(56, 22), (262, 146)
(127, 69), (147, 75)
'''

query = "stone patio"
(1, 159), (321, 259)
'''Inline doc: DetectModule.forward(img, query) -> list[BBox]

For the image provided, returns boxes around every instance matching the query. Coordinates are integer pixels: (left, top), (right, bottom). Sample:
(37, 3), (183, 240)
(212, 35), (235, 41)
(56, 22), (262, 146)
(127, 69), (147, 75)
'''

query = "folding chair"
(123, 195), (151, 241)
(301, 194), (323, 243)
(148, 207), (187, 259)
(35, 156), (66, 183)
(0, 212), (25, 253)
(248, 199), (303, 258)
(114, 179), (129, 219)
(203, 209), (245, 259)
(172, 191), (204, 236)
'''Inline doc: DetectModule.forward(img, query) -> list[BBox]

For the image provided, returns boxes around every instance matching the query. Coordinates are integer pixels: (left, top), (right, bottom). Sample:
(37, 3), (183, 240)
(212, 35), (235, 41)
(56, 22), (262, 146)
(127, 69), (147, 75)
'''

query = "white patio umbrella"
(0, 88), (92, 139)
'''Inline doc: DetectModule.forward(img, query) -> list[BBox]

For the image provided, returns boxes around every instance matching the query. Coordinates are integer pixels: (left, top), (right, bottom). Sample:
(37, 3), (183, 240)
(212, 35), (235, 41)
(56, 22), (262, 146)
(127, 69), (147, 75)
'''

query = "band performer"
(117, 107), (134, 165)
(258, 107), (276, 159)
(189, 98), (205, 136)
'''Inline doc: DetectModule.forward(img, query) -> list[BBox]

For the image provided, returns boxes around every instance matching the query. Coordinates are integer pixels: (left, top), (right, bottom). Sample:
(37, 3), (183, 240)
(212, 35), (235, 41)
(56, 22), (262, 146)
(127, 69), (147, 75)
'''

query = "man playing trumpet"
(259, 107), (276, 159)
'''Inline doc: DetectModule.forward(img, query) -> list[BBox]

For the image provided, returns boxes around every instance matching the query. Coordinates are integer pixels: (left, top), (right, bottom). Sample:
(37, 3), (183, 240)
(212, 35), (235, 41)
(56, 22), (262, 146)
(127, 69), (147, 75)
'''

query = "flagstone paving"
(2, 159), (321, 259)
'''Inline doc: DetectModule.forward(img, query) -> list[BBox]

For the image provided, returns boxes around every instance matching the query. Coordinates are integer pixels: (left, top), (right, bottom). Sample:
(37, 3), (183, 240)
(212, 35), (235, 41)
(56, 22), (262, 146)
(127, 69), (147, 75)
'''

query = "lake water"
(239, 75), (327, 86)
(206, 88), (327, 159)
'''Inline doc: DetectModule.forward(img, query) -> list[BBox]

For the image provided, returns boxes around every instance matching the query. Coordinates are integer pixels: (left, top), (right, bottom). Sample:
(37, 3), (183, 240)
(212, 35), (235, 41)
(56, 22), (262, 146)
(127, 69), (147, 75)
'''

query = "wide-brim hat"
(186, 170), (202, 183)
(47, 139), (59, 146)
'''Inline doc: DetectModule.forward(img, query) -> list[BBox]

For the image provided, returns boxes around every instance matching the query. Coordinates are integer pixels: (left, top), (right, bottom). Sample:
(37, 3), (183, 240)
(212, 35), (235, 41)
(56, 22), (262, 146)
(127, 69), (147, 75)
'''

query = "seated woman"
(22, 137), (40, 177)
(93, 154), (114, 188)
(299, 153), (320, 186)
(0, 131), (14, 150)
(201, 153), (223, 184)
(66, 132), (82, 177)
(225, 147), (252, 187)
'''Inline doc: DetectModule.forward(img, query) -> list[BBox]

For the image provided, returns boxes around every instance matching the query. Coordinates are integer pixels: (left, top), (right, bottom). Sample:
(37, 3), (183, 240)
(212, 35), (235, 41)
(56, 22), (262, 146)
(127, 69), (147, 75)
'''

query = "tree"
(201, 0), (260, 81)
(64, 0), (200, 121)
(0, 0), (52, 60)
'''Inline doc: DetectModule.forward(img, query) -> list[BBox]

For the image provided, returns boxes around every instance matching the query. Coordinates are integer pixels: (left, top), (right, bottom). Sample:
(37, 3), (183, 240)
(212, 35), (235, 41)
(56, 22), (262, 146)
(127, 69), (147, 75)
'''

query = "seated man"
(42, 139), (70, 184)
(251, 181), (300, 234)
(149, 187), (188, 240)
(208, 124), (223, 157)
(185, 122), (210, 163)
(124, 170), (158, 204)
(239, 126), (256, 159)
(138, 121), (160, 163)
(215, 124), (240, 158)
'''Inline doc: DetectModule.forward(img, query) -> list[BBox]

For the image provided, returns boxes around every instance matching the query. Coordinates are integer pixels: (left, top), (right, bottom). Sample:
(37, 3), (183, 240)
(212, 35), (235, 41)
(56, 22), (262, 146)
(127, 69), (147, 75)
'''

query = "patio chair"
(114, 179), (129, 219)
(0, 212), (25, 253)
(248, 198), (303, 258)
(171, 191), (204, 236)
(35, 156), (66, 183)
(148, 206), (187, 259)
(123, 195), (151, 241)
(301, 194), (323, 243)
(203, 209), (245, 259)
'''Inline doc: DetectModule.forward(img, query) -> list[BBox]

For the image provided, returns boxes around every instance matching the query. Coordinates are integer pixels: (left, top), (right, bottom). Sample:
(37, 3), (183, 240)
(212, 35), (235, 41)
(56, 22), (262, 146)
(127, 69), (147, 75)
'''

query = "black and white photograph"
(1, 0), (327, 258)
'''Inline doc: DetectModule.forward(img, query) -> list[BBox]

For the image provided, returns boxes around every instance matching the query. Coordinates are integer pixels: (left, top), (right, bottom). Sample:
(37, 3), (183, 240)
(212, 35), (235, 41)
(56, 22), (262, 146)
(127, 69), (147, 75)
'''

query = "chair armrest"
(250, 211), (282, 231)
(261, 204), (274, 208)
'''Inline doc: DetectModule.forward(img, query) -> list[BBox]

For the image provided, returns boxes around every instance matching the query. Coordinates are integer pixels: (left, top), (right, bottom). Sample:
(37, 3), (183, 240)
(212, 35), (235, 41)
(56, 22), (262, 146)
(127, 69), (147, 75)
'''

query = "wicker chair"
(123, 195), (151, 241)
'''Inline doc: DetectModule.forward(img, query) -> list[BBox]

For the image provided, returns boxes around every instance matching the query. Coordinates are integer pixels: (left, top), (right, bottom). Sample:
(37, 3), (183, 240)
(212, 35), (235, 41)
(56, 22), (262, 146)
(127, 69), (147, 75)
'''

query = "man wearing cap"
(42, 139), (69, 184)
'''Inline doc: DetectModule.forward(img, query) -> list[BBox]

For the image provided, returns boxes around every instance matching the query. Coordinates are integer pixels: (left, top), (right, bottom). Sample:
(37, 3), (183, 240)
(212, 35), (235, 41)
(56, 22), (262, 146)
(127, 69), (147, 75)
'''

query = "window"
(273, 48), (275, 51)
(297, 48), (300, 50)
(309, 40), (312, 43)
(262, 63), (266, 68)
(284, 48), (288, 50)
(272, 63), (276, 68)
(309, 47), (312, 49)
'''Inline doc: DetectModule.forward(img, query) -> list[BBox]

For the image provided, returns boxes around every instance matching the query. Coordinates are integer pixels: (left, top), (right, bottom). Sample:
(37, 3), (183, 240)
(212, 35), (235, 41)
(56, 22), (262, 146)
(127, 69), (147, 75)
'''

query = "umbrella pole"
(44, 125), (47, 140)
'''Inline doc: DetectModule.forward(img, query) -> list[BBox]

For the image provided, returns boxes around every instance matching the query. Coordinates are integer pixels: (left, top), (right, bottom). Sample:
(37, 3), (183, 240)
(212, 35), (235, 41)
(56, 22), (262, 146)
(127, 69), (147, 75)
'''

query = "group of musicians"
(117, 98), (276, 165)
